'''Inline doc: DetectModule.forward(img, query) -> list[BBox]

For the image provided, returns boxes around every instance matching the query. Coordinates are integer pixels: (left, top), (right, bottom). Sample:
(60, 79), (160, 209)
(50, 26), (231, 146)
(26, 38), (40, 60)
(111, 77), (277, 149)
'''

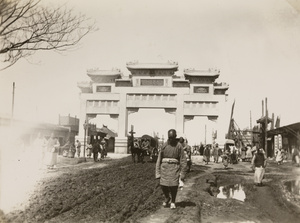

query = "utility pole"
(83, 116), (89, 161)
(11, 82), (15, 124)
(250, 110), (253, 146)
(250, 111), (252, 129)
(265, 98), (268, 157)
(262, 100), (264, 116)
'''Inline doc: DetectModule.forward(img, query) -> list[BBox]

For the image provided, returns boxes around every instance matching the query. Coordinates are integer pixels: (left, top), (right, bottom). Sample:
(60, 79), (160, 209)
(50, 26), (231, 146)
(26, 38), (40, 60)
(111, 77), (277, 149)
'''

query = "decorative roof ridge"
(87, 67), (122, 74)
(214, 82), (228, 86)
(115, 79), (131, 81)
(126, 60), (178, 66)
(77, 81), (91, 84)
(214, 82), (229, 88)
(184, 68), (220, 74)
(214, 85), (229, 89)
(173, 79), (189, 82)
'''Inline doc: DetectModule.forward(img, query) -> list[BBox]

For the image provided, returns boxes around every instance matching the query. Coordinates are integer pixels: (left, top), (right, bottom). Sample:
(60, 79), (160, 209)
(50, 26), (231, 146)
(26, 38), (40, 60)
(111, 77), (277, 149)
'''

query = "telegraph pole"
(83, 116), (88, 161)
(250, 111), (252, 129)
(11, 82), (15, 125)
(262, 100), (264, 116)
(250, 110), (253, 146)
(265, 98), (268, 157)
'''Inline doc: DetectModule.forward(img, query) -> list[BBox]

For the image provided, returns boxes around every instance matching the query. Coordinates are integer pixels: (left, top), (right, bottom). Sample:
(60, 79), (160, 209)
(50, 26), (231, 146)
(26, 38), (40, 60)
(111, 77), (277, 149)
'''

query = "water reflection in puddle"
(216, 184), (246, 202)
(284, 180), (300, 195)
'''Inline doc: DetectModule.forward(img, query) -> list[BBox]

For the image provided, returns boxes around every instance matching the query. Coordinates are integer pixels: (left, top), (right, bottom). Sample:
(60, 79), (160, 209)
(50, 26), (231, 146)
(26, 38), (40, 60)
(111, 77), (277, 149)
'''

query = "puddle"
(284, 180), (300, 195)
(214, 184), (246, 202)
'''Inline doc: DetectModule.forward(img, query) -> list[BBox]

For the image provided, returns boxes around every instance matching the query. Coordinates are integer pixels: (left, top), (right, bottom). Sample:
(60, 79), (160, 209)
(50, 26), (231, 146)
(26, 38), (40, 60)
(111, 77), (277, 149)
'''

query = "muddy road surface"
(1, 154), (300, 223)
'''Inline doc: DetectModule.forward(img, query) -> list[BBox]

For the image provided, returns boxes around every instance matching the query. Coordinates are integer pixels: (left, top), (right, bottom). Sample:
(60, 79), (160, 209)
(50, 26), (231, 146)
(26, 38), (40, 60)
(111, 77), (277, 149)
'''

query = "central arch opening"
(127, 108), (175, 140)
(184, 116), (217, 146)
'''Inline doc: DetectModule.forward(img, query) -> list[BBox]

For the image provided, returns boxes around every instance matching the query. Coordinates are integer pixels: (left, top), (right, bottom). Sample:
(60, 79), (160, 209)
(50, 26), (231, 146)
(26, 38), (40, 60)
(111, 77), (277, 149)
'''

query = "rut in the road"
(137, 175), (202, 223)
(4, 157), (164, 223)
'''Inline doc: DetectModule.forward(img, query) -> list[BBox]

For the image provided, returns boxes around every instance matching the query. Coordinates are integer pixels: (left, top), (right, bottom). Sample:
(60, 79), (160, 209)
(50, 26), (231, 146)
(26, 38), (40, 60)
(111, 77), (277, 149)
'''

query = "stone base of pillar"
(114, 137), (128, 154)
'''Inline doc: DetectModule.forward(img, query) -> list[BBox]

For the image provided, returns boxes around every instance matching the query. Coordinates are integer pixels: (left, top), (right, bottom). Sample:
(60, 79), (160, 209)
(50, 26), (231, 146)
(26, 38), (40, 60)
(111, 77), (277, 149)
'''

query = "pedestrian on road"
(199, 143), (204, 155)
(217, 144), (223, 162)
(156, 129), (187, 209)
(60, 139), (71, 157)
(86, 143), (92, 158)
(184, 139), (192, 172)
(222, 154), (229, 169)
(275, 148), (284, 165)
(203, 145), (211, 165)
(251, 147), (267, 186)
(291, 145), (300, 167)
(46, 133), (60, 169)
(92, 140), (100, 162)
(100, 139), (107, 159)
(75, 140), (81, 158)
(212, 144), (219, 163)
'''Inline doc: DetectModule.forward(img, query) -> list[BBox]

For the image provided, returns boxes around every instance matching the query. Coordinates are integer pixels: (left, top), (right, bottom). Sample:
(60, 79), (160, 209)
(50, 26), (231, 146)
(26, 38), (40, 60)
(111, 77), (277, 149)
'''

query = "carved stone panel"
(194, 86), (209, 93)
(140, 79), (164, 86)
(96, 86), (112, 92)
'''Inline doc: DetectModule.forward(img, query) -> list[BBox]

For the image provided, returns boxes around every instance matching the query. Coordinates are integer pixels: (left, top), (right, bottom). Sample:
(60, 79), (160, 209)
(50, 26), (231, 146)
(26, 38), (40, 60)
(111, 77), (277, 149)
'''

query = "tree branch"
(0, 0), (97, 70)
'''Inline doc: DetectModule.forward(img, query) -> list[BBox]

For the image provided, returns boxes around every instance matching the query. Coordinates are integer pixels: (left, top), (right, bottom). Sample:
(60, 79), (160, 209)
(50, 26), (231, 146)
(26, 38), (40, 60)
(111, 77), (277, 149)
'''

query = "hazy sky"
(1, 0), (300, 144)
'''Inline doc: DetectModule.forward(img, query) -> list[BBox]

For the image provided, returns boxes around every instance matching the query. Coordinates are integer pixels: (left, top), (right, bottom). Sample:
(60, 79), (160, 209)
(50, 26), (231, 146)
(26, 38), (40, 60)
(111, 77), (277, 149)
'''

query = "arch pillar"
(115, 93), (128, 153)
(176, 94), (184, 135)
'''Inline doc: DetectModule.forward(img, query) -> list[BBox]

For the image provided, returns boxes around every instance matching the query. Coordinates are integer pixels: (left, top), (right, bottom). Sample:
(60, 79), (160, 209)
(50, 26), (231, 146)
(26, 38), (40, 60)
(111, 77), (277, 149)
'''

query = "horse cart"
(128, 134), (159, 163)
(140, 134), (159, 162)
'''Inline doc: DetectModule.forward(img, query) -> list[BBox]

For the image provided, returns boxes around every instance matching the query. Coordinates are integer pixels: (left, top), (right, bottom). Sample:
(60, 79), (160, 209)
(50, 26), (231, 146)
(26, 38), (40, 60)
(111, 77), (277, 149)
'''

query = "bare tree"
(0, 0), (96, 70)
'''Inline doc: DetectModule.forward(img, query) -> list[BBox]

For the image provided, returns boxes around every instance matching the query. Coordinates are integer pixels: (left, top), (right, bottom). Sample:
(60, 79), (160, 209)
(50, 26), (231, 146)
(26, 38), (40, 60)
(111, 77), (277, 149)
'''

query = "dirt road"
(1, 154), (300, 223)
(138, 156), (300, 223)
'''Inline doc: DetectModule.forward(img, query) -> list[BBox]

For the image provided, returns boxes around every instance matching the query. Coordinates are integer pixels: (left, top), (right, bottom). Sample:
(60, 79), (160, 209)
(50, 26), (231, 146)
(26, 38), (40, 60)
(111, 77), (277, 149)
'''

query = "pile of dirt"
(3, 157), (163, 223)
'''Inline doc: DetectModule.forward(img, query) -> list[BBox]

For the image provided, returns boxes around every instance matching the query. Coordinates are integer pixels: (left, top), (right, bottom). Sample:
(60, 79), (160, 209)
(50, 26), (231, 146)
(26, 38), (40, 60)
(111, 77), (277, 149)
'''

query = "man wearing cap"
(155, 129), (187, 209)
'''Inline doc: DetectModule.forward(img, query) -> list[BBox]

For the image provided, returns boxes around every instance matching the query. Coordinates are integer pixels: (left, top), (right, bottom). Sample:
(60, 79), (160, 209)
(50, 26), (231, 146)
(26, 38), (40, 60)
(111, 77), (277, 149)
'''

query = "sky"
(1, 0), (300, 145)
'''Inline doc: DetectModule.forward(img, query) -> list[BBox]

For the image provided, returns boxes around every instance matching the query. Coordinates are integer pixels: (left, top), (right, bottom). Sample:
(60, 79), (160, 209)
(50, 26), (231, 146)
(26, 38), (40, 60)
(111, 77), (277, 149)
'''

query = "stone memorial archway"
(78, 61), (229, 153)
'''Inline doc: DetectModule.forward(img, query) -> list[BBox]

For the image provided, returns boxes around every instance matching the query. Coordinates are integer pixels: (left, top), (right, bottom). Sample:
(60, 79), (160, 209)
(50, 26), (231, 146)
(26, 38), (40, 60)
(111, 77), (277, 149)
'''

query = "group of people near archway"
(88, 139), (107, 162)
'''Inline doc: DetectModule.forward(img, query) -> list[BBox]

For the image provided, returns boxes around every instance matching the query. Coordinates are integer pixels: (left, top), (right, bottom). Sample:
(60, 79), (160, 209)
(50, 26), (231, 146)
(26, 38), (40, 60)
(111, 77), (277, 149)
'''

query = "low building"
(267, 122), (300, 158)
(88, 125), (117, 153)
(1, 115), (79, 151)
